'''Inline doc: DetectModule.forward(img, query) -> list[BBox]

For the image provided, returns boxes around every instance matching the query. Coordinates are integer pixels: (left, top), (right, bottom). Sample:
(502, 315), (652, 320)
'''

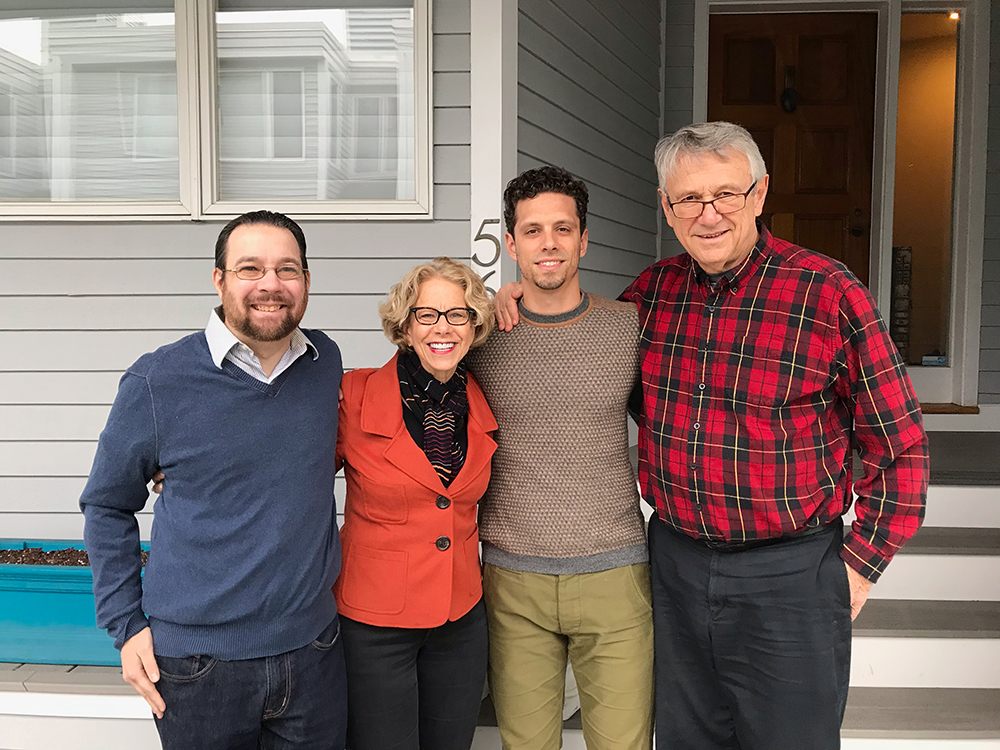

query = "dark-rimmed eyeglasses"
(667, 181), (758, 219)
(409, 307), (476, 326)
(225, 265), (304, 281)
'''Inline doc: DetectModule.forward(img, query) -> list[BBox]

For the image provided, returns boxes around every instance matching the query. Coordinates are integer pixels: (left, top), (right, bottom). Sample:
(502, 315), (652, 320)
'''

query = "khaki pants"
(483, 563), (654, 750)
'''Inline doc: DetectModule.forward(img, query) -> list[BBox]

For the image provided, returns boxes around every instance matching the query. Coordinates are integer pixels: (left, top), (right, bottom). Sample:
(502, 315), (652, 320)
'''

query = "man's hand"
(121, 628), (165, 718)
(844, 563), (873, 621)
(151, 470), (165, 495)
(494, 282), (524, 331)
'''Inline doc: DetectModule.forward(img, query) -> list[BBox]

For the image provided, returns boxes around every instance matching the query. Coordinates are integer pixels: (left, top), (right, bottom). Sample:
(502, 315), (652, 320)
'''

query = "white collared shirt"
(205, 307), (318, 384)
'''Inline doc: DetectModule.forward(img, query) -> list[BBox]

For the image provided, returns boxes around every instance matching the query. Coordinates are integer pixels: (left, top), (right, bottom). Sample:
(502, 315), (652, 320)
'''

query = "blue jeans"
(153, 617), (348, 750)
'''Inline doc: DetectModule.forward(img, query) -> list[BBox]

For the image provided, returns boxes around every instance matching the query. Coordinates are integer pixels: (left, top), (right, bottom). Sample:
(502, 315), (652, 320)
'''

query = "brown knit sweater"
(466, 293), (647, 574)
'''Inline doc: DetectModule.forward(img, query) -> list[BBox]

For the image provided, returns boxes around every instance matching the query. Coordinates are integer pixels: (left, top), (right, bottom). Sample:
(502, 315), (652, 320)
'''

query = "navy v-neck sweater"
(81, 330), (342, 660)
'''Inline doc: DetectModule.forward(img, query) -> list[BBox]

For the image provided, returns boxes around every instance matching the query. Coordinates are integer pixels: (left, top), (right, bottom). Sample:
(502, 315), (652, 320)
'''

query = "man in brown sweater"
(466, 167), (652, 750)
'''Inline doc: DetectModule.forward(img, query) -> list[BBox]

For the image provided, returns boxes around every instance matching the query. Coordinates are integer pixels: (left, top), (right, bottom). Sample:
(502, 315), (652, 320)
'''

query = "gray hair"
(654, 121), (767, 192)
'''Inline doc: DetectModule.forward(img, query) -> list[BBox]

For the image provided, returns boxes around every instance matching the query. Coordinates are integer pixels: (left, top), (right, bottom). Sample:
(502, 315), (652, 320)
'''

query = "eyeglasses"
(667, 181), (758, 219)
(225, 264), (305, 281)
(409, 307), (476, 326)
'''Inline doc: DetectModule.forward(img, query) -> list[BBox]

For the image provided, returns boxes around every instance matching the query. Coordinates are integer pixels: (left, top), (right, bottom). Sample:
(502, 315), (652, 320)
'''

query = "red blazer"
(334, 354), (497, 628)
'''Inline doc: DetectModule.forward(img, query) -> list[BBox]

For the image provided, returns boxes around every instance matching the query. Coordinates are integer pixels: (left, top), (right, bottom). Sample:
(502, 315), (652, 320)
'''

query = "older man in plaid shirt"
(618, 122), (929, 749)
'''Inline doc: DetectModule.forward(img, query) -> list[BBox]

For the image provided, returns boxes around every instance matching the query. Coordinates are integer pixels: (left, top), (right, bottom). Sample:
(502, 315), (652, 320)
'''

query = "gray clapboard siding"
(0, 372), (124, 405)
(659, 0), (696, 260)
(0, 10), (473, 536)
(1, 295), (386, 332)
(579, 267), (643, 299)
(0, 258), (464, 296)
(3, 331), (398, 372)
(517, 0), (661, 294)
(1, 406), (111, 441)
(980, 0), (1000, 403)
(0, 221), (471, 259)
(0, 476), (348, 521)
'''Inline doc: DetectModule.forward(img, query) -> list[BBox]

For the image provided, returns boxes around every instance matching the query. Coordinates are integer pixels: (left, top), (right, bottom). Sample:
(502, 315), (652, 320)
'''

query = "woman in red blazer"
(335, 257), (496, 750)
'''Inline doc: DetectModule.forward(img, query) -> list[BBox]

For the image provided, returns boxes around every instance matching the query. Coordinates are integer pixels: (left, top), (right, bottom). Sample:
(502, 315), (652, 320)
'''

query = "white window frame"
(197, 0), (431, 218)
(0, 0), (432, 220)
(692, 0), (990, 407)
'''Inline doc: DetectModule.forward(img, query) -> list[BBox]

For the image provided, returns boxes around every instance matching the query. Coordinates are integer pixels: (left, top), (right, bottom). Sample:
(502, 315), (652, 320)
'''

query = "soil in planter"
(0, 548), (149, 566)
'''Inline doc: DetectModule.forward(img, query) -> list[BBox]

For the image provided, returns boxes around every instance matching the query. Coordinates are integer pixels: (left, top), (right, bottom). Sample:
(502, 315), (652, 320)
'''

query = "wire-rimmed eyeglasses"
(225, 264), (305, 281)
(666, 180), (758, 219)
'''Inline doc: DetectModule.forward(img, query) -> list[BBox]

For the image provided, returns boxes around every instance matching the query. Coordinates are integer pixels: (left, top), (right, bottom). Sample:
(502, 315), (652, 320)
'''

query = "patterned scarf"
(397, 350), (468, 487)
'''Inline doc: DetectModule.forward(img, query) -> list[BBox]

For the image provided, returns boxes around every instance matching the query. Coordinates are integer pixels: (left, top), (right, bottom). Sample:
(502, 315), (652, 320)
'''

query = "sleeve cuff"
(114, 609), (150, 651)
(841, 532), (890, 583)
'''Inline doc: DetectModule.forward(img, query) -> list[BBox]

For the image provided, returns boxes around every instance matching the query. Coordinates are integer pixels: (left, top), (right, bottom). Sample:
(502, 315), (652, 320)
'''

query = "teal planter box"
(0, 539), (146, 666)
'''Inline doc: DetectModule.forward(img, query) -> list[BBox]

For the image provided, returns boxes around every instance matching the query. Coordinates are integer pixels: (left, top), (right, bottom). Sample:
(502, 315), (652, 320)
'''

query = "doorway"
(707, 13), (878, 287)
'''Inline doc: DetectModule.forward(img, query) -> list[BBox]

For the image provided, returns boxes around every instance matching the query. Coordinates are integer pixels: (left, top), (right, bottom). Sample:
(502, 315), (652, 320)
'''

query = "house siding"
(980, 0), (1000, 403)
(0, 0), (471, 539)
(660, 0), (695, 259)
(516, 0), (662, 299)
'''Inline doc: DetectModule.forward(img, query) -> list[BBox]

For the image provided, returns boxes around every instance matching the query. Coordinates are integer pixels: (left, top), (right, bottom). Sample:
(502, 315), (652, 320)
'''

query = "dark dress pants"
(340, 597), (488, 750)
(649, 516), (852, 750)
(154, 616), (348, 750)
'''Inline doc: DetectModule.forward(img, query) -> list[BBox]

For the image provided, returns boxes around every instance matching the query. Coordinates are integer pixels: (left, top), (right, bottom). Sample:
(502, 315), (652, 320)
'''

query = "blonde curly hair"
(379, 257), (495, 351)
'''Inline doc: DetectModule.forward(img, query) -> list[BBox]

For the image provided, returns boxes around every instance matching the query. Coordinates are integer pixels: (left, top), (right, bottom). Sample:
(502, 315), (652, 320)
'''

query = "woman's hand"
(151, 470), (165, 494)
(494, 282), (524, 331)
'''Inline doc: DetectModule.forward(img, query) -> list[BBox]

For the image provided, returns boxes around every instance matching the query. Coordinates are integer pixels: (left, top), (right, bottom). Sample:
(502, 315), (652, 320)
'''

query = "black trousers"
(339, 598), (488, 750)
(649, 516), (852, 750)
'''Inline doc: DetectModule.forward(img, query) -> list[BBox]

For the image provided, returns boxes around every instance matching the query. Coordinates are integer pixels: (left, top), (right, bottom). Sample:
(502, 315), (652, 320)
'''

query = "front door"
(708, 13), (877, 287)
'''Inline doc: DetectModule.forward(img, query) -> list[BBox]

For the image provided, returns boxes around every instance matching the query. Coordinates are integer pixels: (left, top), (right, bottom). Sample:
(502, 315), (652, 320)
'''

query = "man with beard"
(466, 167), (653, 750)
(80, 211), (347, 750)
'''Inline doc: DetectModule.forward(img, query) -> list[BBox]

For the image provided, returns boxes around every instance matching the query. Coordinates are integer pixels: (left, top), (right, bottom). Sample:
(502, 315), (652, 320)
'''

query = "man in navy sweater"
(80, 211), (346, 750)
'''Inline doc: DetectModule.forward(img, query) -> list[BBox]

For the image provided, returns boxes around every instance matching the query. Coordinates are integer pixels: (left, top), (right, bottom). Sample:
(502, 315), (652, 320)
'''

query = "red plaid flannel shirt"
(621, 225), (928, 581)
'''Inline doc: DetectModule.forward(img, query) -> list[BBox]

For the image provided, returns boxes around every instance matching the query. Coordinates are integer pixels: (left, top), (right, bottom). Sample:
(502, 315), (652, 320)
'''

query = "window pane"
(0, 10), (179, 202)
(890, 13), (958, 366)
(215, 4), (415, 202)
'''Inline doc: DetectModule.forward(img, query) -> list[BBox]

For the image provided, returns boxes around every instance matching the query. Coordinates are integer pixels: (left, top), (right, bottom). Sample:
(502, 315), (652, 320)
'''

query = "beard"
(222, 288), (308, 343)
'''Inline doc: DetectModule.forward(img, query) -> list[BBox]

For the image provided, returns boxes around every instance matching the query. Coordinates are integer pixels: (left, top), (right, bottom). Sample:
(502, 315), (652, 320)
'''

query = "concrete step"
(842, 687), (1000, 739)
(854, 600), (1000, 638)
(900, 527), (1000, 555)
(850, 602), (1000, 688)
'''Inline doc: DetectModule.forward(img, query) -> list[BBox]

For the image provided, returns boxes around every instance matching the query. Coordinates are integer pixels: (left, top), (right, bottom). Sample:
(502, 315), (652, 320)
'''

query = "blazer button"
(436, 495), (451, 509)
(435, 536), (451, 551)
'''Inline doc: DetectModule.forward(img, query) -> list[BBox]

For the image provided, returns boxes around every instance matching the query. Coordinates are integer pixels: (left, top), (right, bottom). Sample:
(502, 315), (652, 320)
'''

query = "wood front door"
(708, 13), (877, 286)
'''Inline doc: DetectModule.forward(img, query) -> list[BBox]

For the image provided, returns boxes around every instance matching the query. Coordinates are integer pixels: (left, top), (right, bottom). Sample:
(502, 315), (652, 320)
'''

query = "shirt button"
(690, 463), (696, 470)
(435, 536), (451, 551)
(693, 422), (700, 430)
(699, 383), (706, 391)
(436, 495), (451, 509)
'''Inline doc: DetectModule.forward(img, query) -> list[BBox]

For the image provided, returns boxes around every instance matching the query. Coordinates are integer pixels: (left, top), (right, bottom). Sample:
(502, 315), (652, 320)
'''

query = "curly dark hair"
(214, 210), (308, 271)
(503, 166), (588, 234)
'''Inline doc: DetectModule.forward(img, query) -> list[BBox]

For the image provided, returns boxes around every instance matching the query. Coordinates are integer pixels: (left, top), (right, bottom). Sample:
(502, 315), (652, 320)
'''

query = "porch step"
(853, 600), (1000, 638)
(842, 687), (1000, 738)
(900, 527), (1000, 555)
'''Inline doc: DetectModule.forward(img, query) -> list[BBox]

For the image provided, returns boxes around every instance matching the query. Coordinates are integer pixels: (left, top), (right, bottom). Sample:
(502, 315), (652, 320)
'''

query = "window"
(218, 70), (304, 161)
(0, 0), (430, 218)
(0, 85), (13, 177)
(132, 72), (178, 161)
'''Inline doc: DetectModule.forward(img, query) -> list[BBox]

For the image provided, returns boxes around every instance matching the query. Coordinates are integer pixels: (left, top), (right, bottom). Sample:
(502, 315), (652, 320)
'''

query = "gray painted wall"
(660, 0), (695, 259)
(980, 0), (1000, 403)
(0, 0), (471, 538)
(516, 0), (662, 299)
